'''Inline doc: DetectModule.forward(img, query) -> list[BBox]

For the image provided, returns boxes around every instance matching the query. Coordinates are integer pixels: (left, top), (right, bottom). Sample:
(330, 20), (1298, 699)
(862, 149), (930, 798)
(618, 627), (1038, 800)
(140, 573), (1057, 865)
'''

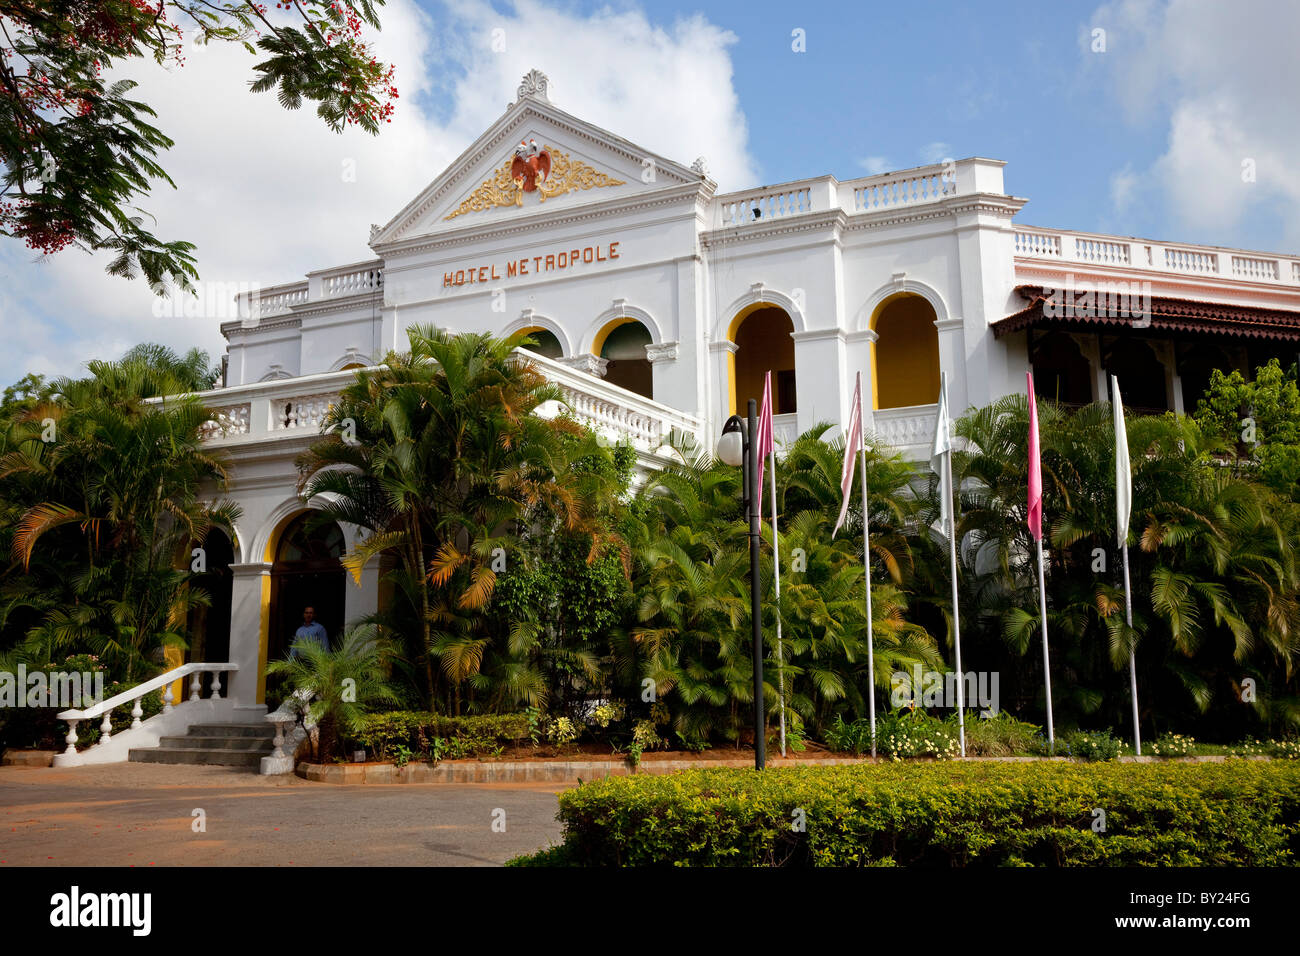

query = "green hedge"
(350, 711), (530, 761)
(510, 762), (1300, 867)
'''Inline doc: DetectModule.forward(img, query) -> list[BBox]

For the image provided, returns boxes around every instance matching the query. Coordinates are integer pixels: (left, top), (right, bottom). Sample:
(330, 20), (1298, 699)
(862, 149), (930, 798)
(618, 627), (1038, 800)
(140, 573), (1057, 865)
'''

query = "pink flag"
(832, 373), (864, 538)
(756, 371), (774, 515)
(1027, 371), (1042, 541)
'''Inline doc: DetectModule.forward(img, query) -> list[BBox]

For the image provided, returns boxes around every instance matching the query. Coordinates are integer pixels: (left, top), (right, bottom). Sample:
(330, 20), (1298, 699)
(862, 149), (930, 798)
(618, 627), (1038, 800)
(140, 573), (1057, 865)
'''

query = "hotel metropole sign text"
(442, 240), (621, 288)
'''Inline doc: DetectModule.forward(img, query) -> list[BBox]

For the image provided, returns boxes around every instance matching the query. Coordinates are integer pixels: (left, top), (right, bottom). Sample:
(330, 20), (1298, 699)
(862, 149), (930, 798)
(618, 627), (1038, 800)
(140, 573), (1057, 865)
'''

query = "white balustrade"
(854, 169), (954, 211)
(56, 662), (238, 764)
(251, 286), (308, 317)
(1014, 231), (1061, 257)
(1074, 237), (1131, 265)
(1165, 247), (1219, 274)
(199, 403), (251, 439)
(270, 393), (335, 431)
(323, 267), (383, 297)
(1231, 255), (1279, 281)
(719, 187), (813, 226)
(873, 404), (939, 456)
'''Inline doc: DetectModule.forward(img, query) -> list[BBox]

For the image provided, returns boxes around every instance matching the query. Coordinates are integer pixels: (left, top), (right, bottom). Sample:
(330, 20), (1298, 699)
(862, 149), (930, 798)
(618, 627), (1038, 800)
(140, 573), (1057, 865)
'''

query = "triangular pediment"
(371, 76), (707, 248)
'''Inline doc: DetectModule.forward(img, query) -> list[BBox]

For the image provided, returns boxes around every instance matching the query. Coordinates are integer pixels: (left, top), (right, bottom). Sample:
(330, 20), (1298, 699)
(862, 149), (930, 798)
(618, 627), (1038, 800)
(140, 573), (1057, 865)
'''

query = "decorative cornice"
(791, 328), (846, 344)
(378, 183), (706, 258)
(935, 317), (965, 332)
(708, 340), (738, 354)
(846, 329), (878, 344)
(558, 353), (608, 377)
(701, 209), (845, 247)
(222, 316), (303, 339)
(645, 341), (678, 364)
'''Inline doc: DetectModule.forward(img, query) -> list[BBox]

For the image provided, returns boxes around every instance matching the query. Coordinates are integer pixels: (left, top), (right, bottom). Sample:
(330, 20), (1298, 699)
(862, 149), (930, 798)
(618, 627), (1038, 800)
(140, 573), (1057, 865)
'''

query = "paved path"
(0, 763), (567, 866)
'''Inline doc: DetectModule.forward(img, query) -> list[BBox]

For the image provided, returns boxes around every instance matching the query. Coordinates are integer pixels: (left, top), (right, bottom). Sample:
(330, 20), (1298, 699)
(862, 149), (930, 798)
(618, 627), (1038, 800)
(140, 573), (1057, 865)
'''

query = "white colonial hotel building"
(54, 70), (1300, 766)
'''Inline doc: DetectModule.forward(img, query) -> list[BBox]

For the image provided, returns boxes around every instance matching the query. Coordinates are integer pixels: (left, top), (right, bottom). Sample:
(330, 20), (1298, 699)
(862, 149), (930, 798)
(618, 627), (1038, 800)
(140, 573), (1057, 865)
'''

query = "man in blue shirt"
(289, 606), (329, 659)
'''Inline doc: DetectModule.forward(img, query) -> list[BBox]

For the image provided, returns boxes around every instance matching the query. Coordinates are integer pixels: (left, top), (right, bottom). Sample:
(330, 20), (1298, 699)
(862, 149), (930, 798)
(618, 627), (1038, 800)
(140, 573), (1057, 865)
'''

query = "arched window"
(731, 306), (796, 414)
(187, 528), (234, 670)
(597, 320), (653, 398)
(519, 327), (564, 360)
(1031, 332), (1093, 406)
(872, 295), (940, 409)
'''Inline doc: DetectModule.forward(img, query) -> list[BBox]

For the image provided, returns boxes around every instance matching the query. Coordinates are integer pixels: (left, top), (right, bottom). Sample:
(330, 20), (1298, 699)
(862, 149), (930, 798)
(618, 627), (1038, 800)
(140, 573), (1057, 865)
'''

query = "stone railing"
(871, 404), (938, 461)
(54, 662), (237, 766)
(709, 159), (1001, 234)
(236, 260), (385, 319)
(851, 165), (956, 211)
(1014, 226), (1300, 288)
(189, 352), (704, 456)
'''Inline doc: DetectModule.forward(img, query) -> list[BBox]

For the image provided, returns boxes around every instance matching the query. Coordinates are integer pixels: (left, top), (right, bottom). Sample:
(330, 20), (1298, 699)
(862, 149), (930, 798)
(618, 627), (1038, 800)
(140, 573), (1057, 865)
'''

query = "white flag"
(1112, 375), (1131, 544)
(930, 374), (952, 528)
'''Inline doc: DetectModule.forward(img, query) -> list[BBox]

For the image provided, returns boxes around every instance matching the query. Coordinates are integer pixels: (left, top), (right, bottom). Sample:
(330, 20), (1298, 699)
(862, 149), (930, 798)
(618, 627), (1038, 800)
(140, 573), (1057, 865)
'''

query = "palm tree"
(266, 624), (399, 762)
(2, 352), (239, 680)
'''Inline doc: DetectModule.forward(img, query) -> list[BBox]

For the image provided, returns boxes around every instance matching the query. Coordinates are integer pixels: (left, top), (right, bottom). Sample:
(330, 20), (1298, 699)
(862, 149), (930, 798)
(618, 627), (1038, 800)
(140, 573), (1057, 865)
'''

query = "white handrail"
(57, 662), (238, 721)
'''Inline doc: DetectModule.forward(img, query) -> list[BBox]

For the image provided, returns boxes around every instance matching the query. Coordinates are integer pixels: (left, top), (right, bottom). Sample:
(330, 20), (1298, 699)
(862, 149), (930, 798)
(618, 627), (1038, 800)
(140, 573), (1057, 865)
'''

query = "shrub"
(512, 762), (1300, 867)
(1057, 729), (1124, 762)
(964, 712), (1044, 757)
(1148, 733), (1195, 758)
(351, 711), (530, 762)
(825, 711), (960, 760)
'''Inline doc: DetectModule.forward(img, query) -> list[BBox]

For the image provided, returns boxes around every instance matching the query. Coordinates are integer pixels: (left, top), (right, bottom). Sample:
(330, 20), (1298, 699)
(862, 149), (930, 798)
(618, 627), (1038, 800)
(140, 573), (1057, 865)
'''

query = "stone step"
(129, 747), (266, 768)
(158, 735), (274, 752)
(186, 723), (276, 739)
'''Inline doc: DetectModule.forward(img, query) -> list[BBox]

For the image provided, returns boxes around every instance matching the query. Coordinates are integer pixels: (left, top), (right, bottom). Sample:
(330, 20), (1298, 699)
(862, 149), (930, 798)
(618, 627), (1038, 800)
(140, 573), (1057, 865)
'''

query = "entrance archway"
(596, 319), (653, 398)
(730, 305), (796, 415)
(268, 513), (346, 663)
(187, 528), (234, 667)
(871, 294), (940, 409)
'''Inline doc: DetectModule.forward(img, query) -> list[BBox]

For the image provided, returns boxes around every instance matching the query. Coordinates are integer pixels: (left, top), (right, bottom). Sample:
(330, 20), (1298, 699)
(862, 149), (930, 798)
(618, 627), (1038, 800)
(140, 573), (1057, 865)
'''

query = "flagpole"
(769, 447), (786, 758)
(941, 376), (966, 757)
(1121, 540), (1141, 756)
(1036, 537), (1054, 747)
(859, 442), (876, 758)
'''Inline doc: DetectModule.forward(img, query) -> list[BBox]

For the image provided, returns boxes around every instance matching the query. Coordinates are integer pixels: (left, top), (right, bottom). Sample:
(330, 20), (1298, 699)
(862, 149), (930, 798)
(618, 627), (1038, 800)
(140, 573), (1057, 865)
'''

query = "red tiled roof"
(993, 285), (1300, 342)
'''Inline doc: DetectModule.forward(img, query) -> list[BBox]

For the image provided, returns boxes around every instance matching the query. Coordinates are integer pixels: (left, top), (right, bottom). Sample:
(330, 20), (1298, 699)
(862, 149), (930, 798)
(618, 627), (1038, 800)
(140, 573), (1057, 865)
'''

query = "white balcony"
(1014, 226), (1300, 289)
(187, 351), (704, 465)
(709, 158), (1004, 231)
(871, 404), (938, 462)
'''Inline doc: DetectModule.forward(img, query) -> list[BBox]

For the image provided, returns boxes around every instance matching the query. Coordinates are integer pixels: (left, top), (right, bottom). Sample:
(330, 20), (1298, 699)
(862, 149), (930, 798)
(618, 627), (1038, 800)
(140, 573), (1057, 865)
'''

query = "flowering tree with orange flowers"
(0, 0), (397, 289)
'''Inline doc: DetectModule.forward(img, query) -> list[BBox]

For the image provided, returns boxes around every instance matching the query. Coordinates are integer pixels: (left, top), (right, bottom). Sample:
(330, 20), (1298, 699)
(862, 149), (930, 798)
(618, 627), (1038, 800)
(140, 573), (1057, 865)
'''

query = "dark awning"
(993, 285), (1300, 343)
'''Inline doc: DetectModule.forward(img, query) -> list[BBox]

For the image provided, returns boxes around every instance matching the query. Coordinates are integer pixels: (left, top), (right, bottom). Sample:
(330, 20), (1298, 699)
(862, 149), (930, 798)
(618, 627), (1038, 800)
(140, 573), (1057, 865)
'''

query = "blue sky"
(3, 0), (1297, 386)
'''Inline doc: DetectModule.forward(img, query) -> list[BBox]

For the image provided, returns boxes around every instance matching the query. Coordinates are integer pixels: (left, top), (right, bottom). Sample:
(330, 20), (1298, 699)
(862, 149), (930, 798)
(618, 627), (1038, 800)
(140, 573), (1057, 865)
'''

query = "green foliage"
(1195, 360), (1300, 497)
(0, 346), (239, 682)
(265, 624), (399, 763)
(1148, 733), (1196, 758)
(2, 1), (395, 287)
(350, 710), (531, 762)
(963, 712), (1045, 757)
(514, 762), (1300, 867)
(1056, 728), (1124, 762)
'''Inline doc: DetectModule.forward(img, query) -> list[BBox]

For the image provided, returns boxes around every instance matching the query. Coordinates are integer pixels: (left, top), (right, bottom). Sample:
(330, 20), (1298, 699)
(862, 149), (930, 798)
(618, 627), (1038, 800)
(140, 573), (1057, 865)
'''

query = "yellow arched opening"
(729, 305), (796, 416)
(340, 362), (366, 371)
(870, 294), (940, 410)
(595, 318), (653, 398)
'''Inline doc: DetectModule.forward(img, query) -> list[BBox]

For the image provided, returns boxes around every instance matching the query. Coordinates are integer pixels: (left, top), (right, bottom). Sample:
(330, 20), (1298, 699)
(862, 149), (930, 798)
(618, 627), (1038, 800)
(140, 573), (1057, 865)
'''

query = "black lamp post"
(717, 401), (765, 770)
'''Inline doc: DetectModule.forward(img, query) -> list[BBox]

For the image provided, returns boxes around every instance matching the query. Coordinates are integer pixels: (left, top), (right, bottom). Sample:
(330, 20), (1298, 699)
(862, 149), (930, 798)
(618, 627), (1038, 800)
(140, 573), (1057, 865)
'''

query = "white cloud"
(919, 142), (952, 165)
(858, 156), (891, 176)
(1091, 0), (1300, 250)
(0, 0), (755, 387)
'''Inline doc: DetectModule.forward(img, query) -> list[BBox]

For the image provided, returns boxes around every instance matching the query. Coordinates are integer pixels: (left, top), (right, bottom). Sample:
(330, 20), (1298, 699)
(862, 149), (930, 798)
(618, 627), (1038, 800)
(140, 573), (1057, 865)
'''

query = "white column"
(228, 562), (272, 720)
(646, 341), (680, 407)
(1078, 333), (1105, 403)
(791, 328), (848, 435)
(846, 329), (876, 426)
(935, 317), (968, 414)
(708, 340), (737, 429)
